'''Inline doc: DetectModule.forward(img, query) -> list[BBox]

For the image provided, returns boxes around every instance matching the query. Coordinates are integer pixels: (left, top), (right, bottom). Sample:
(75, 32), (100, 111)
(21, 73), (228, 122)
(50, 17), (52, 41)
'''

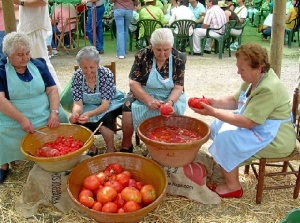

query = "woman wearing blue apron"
(191, 43), (296, 198)
(69, 46), (125, 154)
(0, 32), (68, 183)
(121, 28), (187, 153)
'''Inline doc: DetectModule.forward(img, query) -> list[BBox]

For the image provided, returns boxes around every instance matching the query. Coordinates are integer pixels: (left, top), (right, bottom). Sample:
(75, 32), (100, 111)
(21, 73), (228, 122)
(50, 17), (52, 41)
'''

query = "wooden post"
(2, 0), (16, 33)
(269, 0), (286, 78)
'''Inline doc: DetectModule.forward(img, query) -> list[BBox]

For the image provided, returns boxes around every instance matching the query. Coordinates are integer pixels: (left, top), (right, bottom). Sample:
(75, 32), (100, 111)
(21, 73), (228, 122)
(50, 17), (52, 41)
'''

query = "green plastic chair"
(201, 20), (236, 59)
(128, 23), (138, 52)
(285, 16), (300, 49)
(169, 19), (196, 54)
(231, 19), (248, 46)
(280, 209), (300, 223)
(137, 19), (163, 47)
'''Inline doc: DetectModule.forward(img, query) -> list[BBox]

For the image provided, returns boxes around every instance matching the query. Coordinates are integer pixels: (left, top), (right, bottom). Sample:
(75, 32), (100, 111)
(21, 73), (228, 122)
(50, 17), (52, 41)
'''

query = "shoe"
(87, 145), (99, 157)
(118, 56), (125, 59)
(208, 185), (243, 198)
(188, 52), (202, 56)
(120, 145), (133, 153)
(98, 50), (104, 54)
(52, 49), (58, 55)
(204, 50), (212, 54)
(0, 166), (9, 183)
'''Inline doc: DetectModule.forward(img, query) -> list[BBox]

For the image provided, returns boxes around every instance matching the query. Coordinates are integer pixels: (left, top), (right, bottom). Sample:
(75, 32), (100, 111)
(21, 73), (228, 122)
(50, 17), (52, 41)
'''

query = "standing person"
(0, 0), (5, 60)
(188, 0), (206, 28)
(191, 0), (226, 55)
(111, 0), (133, 59)
(191, 43), (295, 198)
(0, 32), (68, 183)
(69, 46), (125, 154)
(81, 0), (105, 54)
(14, 0), (62, 93)
(121, 28), (187, 153)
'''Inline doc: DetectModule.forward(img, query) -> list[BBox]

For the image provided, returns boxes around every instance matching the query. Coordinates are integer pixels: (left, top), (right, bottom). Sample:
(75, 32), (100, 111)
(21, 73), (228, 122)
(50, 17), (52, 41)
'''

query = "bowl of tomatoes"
(67, 153), (167, 223)
(20, 123), (94, 172)
(137, 115), (210, 167)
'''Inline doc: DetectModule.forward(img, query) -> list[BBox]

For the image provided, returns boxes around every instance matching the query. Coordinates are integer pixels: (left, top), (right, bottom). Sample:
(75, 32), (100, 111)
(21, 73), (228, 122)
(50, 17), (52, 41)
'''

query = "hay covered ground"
(0, 40), (299, 223)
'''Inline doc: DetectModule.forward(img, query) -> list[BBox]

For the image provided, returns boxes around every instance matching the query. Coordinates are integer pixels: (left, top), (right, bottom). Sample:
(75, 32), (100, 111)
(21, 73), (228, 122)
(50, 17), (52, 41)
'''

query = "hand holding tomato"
(188, 96), (210, 109)
(160, 103), (174, 117)
(69, 114), (80, 123)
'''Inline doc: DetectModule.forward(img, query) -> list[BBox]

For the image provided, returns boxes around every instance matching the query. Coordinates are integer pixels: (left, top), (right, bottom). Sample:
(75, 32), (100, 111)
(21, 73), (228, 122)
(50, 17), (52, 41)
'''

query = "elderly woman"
(192, 43), (296, 198)
(69, 46), (125, 154)
(121, 28), (187, 152)
(0, 32), (68, 183)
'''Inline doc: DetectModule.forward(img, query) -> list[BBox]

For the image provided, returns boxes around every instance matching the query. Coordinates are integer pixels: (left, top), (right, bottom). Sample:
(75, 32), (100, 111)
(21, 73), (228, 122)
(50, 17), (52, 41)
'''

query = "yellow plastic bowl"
(20, 124), (94, 172)
(137, 115), (210, 167)
(67, 153), (167, 223)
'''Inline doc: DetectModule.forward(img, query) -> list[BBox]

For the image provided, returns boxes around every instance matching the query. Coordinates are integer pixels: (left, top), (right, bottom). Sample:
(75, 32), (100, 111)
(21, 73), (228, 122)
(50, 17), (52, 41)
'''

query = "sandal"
(120, 145), (134, 153)
(87, 145), (99, 157)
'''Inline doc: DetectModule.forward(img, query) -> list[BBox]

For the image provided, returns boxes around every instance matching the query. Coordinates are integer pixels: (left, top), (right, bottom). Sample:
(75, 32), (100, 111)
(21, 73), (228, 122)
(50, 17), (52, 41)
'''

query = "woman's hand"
(191, 102), (216, 117)
(76, 112), (91, 124)
(47, 112), (60, 128)
(69, 113), (80, 124)
(148, 99), (164, 110)
(20, 117), (35, 134)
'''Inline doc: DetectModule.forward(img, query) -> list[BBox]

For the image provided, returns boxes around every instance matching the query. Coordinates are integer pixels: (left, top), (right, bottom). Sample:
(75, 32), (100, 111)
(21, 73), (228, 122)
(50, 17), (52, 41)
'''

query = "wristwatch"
(51, 109), (59, 114)
(20, 0), (24, 6)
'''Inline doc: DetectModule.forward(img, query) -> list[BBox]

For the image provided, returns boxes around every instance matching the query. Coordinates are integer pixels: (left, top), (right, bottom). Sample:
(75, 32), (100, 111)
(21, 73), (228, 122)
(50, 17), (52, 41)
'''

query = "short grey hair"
(150, 28), (174, 47)
(76, 46), (100, 65)
(3, 32), (31, 57)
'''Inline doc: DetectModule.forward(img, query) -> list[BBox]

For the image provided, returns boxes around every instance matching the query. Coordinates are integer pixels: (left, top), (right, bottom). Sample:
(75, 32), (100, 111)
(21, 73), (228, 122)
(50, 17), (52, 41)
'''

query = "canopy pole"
(269, 0), (286, 78)
(3, 0), (16, 33)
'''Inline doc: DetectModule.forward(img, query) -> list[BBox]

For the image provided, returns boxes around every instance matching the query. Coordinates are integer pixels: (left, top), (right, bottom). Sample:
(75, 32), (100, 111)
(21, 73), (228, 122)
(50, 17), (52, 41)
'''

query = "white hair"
(150, 28), (174, 47)
(76, 46), (100, 65)
(3, 32), (31, 57)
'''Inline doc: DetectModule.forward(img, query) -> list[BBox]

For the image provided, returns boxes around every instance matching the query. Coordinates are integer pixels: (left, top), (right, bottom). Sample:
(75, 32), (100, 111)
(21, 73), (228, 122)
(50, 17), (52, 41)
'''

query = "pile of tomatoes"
(35, 135), (84, 157)
(147, 126), (202, 143)
(78, 163), (157, 213)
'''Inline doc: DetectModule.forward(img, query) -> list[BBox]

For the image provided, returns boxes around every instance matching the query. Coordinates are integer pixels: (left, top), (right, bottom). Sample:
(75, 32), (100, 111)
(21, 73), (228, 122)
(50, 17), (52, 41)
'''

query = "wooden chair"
(244, 87), (300, 204)
(201, 20), (236, 59)
(285, 16), (300, 49)
(74, 63), (140, 146)
(137, 19), (163, 47)
(169, 19), (196, 54)
(55, 16), (80, 52)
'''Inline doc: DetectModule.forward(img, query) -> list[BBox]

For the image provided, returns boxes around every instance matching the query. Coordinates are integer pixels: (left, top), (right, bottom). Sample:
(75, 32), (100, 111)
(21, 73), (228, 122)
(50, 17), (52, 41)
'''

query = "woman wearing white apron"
(121, 28), (187, 153)
(69, 46), (125, 154)
(191, 43), (296, 198)
(0, 32), (68, 183)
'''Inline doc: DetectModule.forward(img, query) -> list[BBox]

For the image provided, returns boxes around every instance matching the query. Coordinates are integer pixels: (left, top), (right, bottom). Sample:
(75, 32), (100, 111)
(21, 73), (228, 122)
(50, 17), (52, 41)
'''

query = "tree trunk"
(2, 0), (16, 33)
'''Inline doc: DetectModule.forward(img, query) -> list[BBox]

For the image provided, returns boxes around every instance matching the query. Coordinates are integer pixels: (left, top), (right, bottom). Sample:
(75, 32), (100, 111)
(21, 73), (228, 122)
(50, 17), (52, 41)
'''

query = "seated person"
(225, 0), (235, 11)
(120, 28), (186, 153)
(260, 8), (273, 40)
(51, 3), (77, 50)
(163, 0), (178, 21)
(285, 0), (299, 30)
(0, 32), (68, 183)
(191, 42), (296, 198)
(188, 0), (206, 28)
(69, 46), (125, 154)
(129, 0), (141, 47)
(138, 0), (168, 42)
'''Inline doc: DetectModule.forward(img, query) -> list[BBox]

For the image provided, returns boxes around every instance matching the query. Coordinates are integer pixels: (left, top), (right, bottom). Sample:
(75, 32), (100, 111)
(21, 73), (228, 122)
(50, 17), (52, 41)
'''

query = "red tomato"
(121, 187), (142, 203)
(118, 208), (125, 214)
(97, 186), (117, 203)
(114, 193), (126, 208)
(188, 96), (210, 109)
(96, 172), (108, 185)
(136, 181), (144, 191)
(79, 195), (95, 208)
(104, 163), (123, 177)
(160, 103), (174, 116)
(93, 185), (104, 195)
(140, 185), (157, 205)
(83, 175), (101, 191)
(92, 201), (102, 211)
(115, 173), (130, 187)
(128, 178), (137, 188)
(104, 180), (124, 193)
(79, 188), (94, 198)
(102, 202), (118, 213)
(122, 170), (132, 179)
(123, 201), (142, 212)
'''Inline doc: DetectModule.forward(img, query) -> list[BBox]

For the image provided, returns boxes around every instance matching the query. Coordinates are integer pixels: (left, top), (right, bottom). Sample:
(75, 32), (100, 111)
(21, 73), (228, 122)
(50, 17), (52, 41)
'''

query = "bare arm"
(286, 11), (291, 22)
(14, 0), (47, 7)
(45, 85), (60, 128)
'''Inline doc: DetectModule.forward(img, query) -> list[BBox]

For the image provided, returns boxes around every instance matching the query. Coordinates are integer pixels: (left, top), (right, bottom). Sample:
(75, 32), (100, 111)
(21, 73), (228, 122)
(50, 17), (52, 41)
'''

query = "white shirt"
(263, 13), (273, 27)
(169, 5), (195, 35)
(234, 5), (248, 20)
